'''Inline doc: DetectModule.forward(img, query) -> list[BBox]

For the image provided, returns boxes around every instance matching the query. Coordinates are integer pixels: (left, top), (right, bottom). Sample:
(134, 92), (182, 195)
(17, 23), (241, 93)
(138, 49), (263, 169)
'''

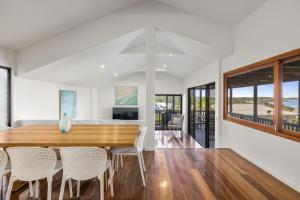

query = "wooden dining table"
(0, 124), (140, 192)
(0, 124), (140, 147)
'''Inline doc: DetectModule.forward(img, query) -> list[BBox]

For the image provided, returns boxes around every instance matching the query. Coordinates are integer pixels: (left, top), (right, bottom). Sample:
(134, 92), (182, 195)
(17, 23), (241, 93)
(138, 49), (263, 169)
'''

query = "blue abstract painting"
(59, 90), (76, 118)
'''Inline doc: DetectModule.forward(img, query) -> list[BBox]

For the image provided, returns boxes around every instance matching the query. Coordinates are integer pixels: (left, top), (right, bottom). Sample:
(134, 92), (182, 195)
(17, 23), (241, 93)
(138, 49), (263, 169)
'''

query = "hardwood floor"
(5, 149), (300, 200)
(155, 130), (202, 148)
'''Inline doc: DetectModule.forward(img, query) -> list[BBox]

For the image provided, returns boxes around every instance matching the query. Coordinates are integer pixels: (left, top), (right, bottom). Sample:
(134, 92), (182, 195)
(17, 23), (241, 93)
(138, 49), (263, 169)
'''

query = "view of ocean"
(283, 99), (298, 108)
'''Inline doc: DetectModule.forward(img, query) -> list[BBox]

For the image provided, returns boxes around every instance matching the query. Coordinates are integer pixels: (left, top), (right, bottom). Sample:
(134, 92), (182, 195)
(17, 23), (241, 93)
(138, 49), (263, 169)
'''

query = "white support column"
(145, 26), (156, 151)
(217, 59), (223, 147)
(90, 88), (98, 120)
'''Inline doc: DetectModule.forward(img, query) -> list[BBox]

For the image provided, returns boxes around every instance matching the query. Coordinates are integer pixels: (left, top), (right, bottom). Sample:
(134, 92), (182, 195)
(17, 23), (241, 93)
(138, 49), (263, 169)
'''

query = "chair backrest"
(171, 114), (184, 125)
(0, 150), (8, 174)
(135, 126), (148, 152)
(60, 147), (107, 181)
(7, 147), (57, 181)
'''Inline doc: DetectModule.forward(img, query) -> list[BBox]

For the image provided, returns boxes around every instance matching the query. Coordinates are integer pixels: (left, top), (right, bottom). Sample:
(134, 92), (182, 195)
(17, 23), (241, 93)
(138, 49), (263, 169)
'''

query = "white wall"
(98, 73), (146, 120)
(13, 77), (92, 121)
(222, 0), (300, 192)
(155, 72), (183, 94)
(0, 47), (15, 68)
(98, 72), (183, 120)
(183, 61), (222, 147)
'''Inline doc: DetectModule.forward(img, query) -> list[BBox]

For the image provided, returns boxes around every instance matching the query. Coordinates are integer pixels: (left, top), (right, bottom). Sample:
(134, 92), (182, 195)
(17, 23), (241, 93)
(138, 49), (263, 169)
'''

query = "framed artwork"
(115, 86), (138, 106)
(59, 90), (76, 118)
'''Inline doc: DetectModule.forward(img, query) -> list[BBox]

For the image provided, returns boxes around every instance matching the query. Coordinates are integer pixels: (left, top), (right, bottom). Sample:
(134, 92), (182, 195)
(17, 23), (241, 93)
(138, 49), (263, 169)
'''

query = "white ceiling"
(0, 0), (142, 49)
(22, 29), (225, 87)
(156, 0), (265, 27)
(0, 0), (265, 50)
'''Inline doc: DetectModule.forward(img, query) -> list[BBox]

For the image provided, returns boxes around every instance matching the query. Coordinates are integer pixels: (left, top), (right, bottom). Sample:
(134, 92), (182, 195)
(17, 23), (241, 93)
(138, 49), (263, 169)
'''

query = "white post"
(90, 88), (98, 120)
(217, 59), (223, 147)
(145, 26), (156, 150)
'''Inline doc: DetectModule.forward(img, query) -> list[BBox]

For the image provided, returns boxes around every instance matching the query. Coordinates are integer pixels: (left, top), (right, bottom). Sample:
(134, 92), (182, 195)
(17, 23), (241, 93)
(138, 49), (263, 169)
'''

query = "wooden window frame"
(223, 48), (300, 143)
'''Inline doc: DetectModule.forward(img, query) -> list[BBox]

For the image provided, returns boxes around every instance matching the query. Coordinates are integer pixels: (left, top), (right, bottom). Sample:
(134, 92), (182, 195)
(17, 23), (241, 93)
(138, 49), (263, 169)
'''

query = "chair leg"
(68, 179), (73, 198)
(59, 176), (66, 200)
(5, 177), (14, 200)
(35, 180), (39, 198)
(111, 155), (115, 171)
(140, 152), (146, 172)
(116, 155), (119, 172)
(0, 175), (2, 198)
(99, 176), (104, 200)
(29, 181), (34, 197)
(77, 180), (80, 197)
(47, 177), (52, 200)
(137, 153), (146, 187)
(120, 155), (123, 168)
(109, 165), (114, 197)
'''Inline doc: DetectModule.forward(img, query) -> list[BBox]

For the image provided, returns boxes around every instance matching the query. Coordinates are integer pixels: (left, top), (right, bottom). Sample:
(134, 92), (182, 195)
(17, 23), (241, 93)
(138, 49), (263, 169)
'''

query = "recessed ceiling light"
(169, 54), (173, 57)
(163, 64), (167, 68)
(113, 73), (118, 77)
(100, 64), (105, 69)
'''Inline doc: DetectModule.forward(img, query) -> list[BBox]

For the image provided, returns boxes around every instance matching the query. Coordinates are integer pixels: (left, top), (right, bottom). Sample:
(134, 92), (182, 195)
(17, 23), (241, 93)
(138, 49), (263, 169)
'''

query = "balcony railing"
(228, 112), (273, 126)
(282, 122), (300, 132)
(229, 112), (300, 133)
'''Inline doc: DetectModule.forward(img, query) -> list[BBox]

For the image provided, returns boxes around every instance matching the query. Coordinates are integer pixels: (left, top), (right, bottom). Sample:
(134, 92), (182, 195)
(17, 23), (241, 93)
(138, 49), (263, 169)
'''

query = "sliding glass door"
(155, 94), (182, 130)
(188, 83), (215, 148)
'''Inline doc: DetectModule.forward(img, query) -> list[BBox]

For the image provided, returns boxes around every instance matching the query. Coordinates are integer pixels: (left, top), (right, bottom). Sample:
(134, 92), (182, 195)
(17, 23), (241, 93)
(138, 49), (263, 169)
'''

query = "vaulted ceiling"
(156, 0), (265, 27)
(0, 0), (266, 88)
(0, 0), (265, 50)
(0, 0), (142, 49)
(22, 29), (224, 87)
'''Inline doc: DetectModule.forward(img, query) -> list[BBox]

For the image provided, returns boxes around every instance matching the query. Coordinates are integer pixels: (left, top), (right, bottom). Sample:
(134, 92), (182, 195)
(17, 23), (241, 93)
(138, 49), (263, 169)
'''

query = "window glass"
(227, 66), (274, 126)
(0, 67), (10, 128)
(282, 59), (300, 132)
(174, 96), (181, 111)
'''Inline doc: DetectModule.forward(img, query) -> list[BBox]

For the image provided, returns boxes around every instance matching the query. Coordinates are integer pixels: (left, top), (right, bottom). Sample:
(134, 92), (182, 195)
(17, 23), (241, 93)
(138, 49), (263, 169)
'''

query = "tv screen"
(113, 107), (138, 120)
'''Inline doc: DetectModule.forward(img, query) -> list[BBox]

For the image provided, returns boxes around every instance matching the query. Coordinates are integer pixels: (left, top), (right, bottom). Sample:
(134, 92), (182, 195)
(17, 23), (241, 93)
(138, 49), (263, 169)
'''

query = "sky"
(232, 81), (298, 98)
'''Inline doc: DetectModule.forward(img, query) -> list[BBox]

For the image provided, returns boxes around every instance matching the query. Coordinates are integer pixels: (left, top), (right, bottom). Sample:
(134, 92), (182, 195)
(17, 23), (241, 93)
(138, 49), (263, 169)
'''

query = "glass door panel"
(188, 88), (195, 137)
(188, 83), (215, 148)
(155, 94), (182, 130)
(195, 86), (206, 147)
(208, 84), (215, 148)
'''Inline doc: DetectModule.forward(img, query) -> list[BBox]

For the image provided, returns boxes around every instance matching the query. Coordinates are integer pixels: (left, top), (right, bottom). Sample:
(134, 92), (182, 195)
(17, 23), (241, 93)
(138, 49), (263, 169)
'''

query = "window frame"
(0, 66), (11, 127)
(223, 48), (300, 143)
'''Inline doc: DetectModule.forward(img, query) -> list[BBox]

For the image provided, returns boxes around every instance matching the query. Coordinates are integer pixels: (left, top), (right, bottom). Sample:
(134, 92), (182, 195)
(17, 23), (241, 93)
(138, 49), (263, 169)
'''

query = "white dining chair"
(59, 147), (114, 200)
(5, 147), (62, 200)
(111, 126), (148, 186)
(0, 150), (10, 198)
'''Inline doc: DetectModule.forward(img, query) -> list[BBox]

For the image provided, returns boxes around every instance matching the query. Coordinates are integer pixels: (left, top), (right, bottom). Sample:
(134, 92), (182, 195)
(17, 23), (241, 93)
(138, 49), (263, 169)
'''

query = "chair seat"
(111, 147), (137, 154)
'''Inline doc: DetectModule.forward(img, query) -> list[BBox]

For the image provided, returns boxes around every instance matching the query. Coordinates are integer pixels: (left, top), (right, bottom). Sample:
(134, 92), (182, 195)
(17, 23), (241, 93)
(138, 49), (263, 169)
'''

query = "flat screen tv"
(113, 107), (138, 120)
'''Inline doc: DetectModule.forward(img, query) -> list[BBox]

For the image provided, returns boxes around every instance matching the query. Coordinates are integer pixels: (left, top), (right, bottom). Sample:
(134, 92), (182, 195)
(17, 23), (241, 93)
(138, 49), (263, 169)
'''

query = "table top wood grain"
(0, 125), (140, 147)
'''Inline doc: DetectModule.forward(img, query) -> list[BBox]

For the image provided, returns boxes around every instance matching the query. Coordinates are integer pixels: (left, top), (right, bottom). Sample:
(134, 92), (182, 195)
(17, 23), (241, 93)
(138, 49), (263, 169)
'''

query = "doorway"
(188, 83), (215, 148)
(155, 94), (182, 130)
